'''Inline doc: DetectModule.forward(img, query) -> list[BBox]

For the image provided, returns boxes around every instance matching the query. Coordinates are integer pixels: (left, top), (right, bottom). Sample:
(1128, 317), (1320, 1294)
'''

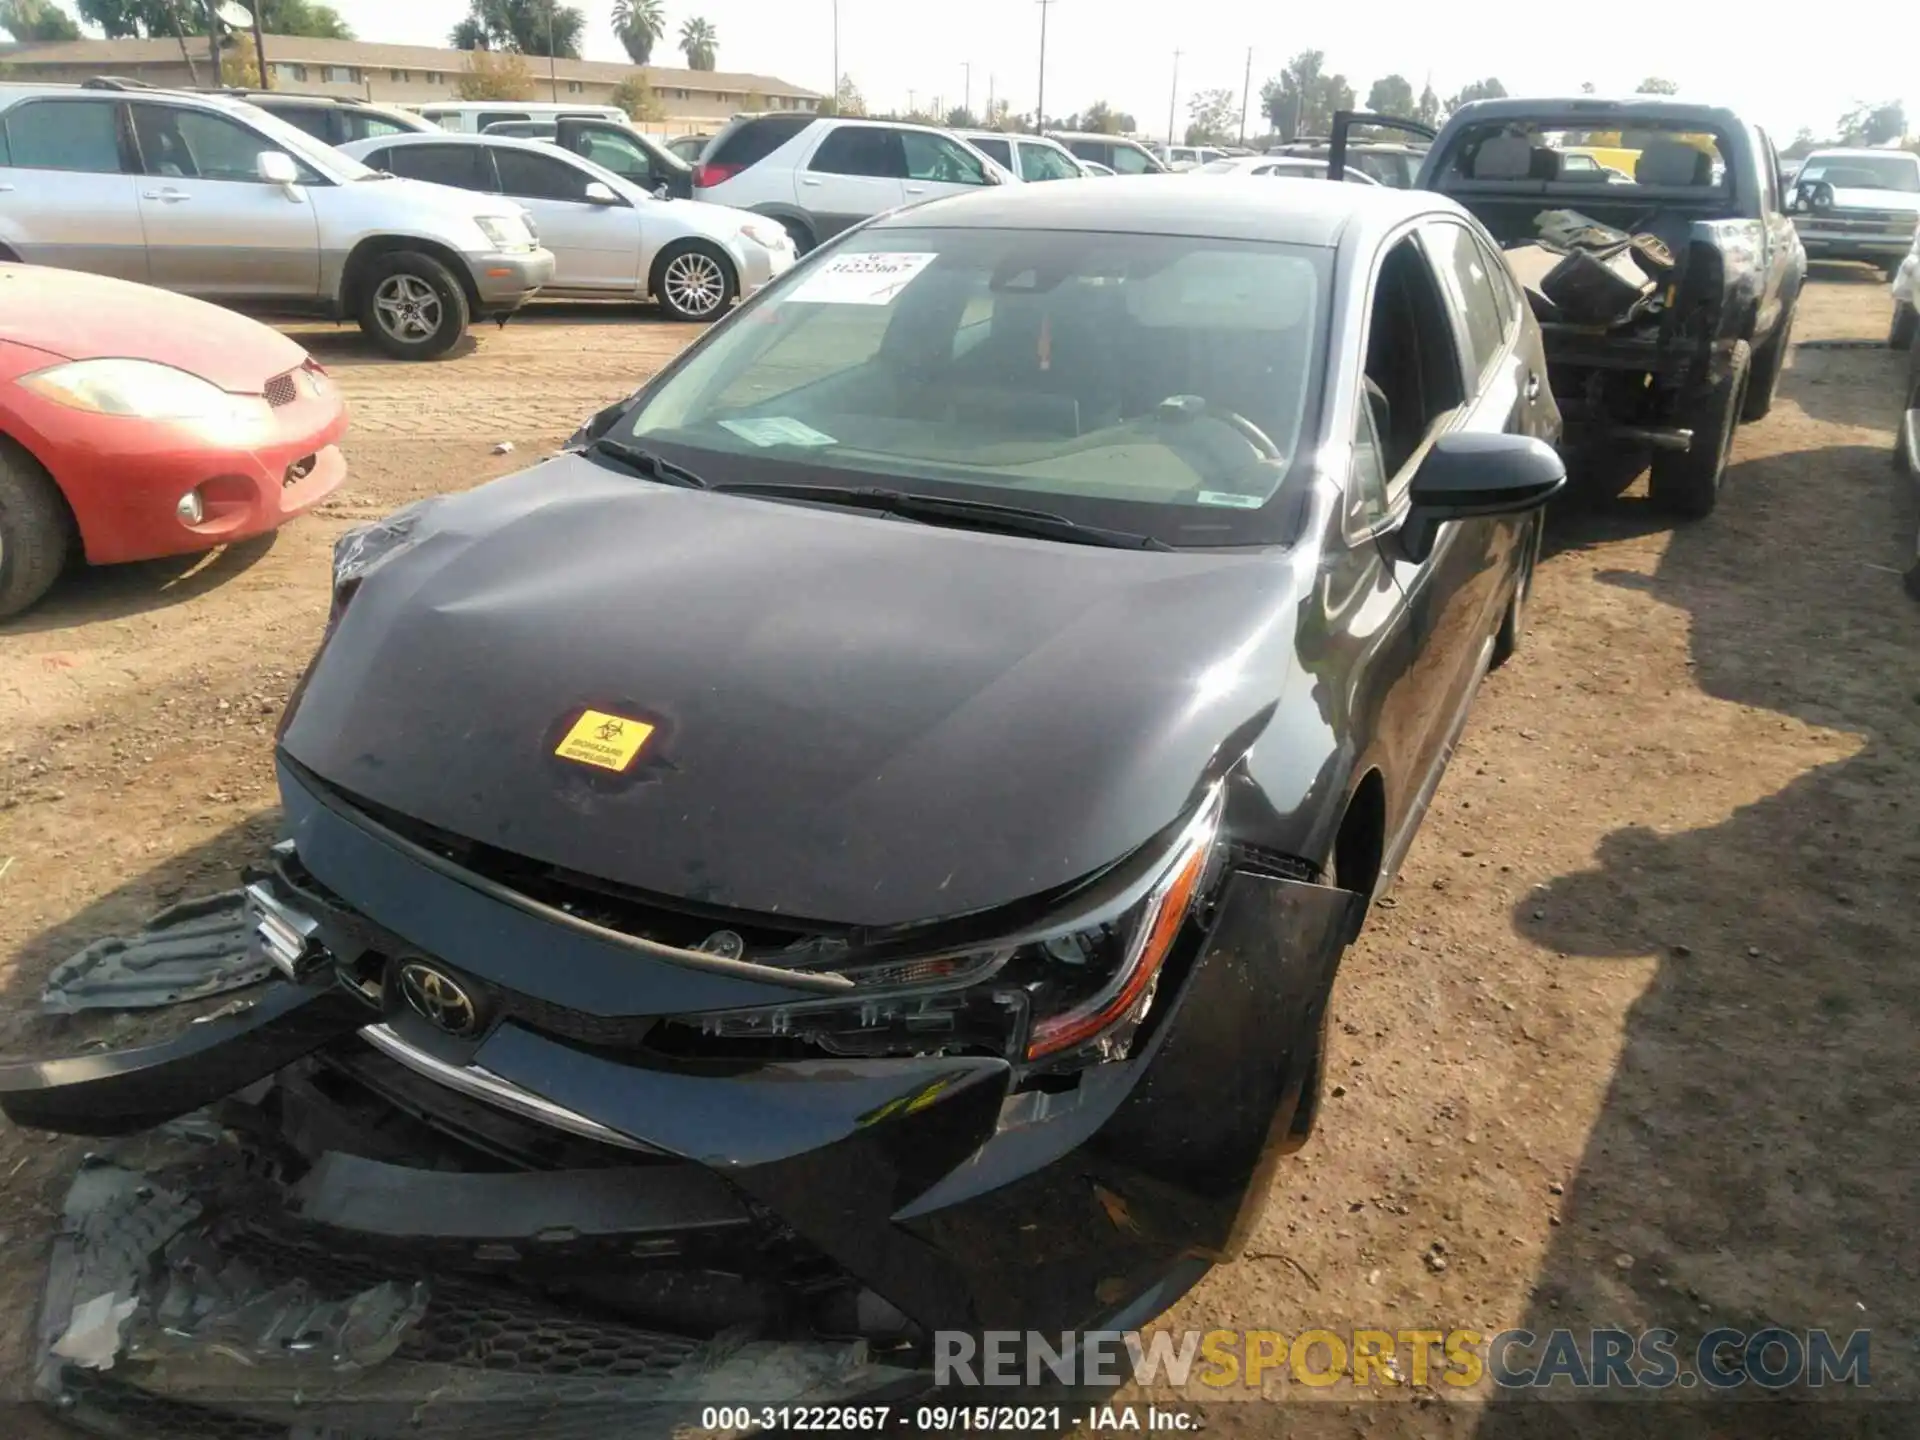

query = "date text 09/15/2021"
(696, 1406), (1199, 1433)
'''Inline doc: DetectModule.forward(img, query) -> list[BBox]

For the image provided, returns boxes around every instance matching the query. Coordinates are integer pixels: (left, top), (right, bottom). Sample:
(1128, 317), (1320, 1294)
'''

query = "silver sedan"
(340, 132), (796, 321)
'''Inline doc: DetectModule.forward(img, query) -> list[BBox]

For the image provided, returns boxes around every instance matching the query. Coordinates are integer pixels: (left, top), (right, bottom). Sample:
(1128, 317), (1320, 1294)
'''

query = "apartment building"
(0, 34), (820, 129)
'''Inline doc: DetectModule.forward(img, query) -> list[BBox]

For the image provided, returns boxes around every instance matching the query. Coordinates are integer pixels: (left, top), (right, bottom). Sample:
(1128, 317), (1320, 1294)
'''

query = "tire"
(652, 241), (737, 323)
(1742, 304), (1795, 421)
(1892, 301), (1918, 353)
(356, 251), (470, 361)
(1491, 512), (1542, 670)
(1649, 339), (1751, 520)
(0, 439), (73, 620)
(775, 216), (815, 256)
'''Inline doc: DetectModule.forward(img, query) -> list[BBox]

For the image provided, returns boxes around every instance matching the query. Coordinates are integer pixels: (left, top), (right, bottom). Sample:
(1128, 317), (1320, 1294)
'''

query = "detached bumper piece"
(2, 826), (1360, 1437)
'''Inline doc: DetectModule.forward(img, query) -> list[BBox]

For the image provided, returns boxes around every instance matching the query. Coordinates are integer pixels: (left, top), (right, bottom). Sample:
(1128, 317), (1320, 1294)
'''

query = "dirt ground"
(2, 275), (1916, 1434)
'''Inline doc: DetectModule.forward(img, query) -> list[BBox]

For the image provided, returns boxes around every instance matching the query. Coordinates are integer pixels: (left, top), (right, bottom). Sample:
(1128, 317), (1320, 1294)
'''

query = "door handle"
(0, 183), (14, 193)
(801, 178), (823, 187)
(904, 185), (927, 194)
(142, 189), (191, 203)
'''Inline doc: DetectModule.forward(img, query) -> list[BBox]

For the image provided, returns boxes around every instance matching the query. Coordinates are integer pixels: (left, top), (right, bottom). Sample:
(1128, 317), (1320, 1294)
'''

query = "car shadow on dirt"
(1779, 334), (1908, 431)
(0, 533), (279, 637)
(1473, 437), (1920, 1435)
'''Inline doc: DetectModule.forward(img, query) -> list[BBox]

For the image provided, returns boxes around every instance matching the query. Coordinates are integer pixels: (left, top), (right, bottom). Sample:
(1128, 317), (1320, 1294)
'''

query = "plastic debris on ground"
(40, 892), (271, 1014)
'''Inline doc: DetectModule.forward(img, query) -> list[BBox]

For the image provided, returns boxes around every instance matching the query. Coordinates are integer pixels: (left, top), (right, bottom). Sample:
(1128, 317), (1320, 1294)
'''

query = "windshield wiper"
(712, 482), (1173, 551)
(584, 438), (709, 489)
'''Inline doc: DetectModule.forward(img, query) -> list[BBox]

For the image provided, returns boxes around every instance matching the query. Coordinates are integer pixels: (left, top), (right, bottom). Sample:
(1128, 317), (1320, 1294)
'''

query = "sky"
(324, 1), (1914, 145)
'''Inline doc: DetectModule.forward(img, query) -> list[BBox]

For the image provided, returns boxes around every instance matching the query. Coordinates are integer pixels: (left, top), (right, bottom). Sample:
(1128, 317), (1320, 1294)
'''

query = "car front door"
(129, 102), (321, 299)
(0, 96), (148, 283)
(1344, 227), (1506, 864)
(800, 125), (907, 238)
(900, 130), (995, 204)
(1396, 218), (1540, 750)
(490, 144), (640, 293)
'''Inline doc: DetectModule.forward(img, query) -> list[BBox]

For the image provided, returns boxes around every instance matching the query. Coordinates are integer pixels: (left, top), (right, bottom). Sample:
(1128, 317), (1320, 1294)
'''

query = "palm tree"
(449, 0), (584, 59)
(678, 16), (717, 72)
(612, 0), (663, 65)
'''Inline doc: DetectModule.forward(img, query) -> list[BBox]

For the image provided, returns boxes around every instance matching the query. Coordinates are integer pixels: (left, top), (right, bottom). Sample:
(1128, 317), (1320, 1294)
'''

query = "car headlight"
(18, 359), (268, 426)
(475, 213), (533, 249)
(330, 498), (440, 618)
(658, 786), (1225, 1070)
(738, 220), (788, 250)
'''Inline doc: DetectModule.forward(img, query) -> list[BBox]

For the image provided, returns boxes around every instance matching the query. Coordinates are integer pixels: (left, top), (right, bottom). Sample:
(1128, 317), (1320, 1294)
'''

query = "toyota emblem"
(397, 960), (481, 1037)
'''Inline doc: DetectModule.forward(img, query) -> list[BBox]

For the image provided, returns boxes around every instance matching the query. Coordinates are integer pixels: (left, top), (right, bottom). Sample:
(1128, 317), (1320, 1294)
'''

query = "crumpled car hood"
(280, 454), (1304, 927)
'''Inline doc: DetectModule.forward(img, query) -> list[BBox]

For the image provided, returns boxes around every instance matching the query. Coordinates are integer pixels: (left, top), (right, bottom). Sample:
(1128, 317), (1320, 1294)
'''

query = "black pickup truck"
(1336, 99), (1805, 517)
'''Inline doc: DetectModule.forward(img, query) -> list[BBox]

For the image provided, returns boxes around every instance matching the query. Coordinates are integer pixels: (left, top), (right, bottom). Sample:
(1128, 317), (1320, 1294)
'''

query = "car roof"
(1446, 96), (1747, 130)
(1802, 147), (1918, 160)
(1048, 130), (1147, 143)
(867, 173), (1451, 247)
(351, 131), (563, 155)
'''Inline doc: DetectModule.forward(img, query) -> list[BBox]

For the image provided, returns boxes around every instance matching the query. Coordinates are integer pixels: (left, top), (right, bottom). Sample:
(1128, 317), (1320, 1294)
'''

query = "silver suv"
(0, 82), (556, 360)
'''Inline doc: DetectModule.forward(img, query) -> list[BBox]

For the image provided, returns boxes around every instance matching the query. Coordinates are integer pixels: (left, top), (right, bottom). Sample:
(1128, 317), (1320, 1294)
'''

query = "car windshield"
(228, 100), (374, 180)
(619, 226), (1329, 547)
(1799, 155), (1920, 193)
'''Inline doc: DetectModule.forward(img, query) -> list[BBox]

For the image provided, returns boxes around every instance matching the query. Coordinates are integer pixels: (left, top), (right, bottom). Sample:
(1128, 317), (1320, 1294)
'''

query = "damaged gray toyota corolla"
(0, 180), (1560, 1436)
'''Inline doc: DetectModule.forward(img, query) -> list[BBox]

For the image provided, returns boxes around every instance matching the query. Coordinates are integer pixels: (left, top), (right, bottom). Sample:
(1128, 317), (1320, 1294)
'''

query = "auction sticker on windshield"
(555, 709), (655, 773)
(789, 252), (937, 305)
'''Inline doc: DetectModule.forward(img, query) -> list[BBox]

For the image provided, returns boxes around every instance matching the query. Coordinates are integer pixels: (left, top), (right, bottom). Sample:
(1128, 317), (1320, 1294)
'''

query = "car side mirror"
(583, 181), (621, 205)
(653, 182), (671, 200)
(1789, 178), (1832, 215)
(1398, 432), (1565, 563)
(256, 150), (301, 194)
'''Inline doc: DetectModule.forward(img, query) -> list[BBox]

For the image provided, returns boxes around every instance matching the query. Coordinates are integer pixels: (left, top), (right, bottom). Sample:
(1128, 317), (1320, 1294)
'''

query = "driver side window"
(901, 131), (989, 185)
(1362, 235), (1467, 500)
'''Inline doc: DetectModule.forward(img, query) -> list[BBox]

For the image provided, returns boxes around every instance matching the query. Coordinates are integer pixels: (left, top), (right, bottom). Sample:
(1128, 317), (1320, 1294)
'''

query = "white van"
(414, 100), (627, 133)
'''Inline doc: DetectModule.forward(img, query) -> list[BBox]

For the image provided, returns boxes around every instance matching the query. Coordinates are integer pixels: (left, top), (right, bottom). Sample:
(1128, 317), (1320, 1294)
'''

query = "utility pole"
(1239, 47), (1253, 144)
(1167, 49), (1181, 146)
(546, 0), (559, 101)
(831, 0), (839, 112)
(249, 2), (270, 88)
(962, 62), (971, 120)
(1035, 0), (1054, 130)
(987, 74), (996, 125)
(907, 88), (916, 117)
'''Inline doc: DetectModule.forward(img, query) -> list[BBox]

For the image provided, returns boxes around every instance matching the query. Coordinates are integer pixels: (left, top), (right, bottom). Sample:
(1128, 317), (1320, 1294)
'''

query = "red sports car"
(0, 265), (348, 618)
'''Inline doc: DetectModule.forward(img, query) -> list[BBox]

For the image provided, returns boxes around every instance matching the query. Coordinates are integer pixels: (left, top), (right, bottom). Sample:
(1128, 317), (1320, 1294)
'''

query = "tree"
(1837, 100), (1906, 147)
(678, 15), (717, 71)
(611, 0), (662, 65)
(1259, 51), (1351, 141)
(220, 31), (260, 85)
(0, 0), (80, 40)
(455, 49), (536, 100)
(983, 96), (1011, 130)
(1415, 81), (1440, 126)
(1185, 87), (1237, 146)
(945, 105), (977, 129)
(1079, 99), (1124, 134)
(1446, 76), (1507, 112)
(1580, 80), (1596, 94)
(818, 73), (864, 118)
(261, 0), (352, 37)
(1365, 74), (1415, 119)
(610, 70), (662, 120)
(450, 0), (584, 59)
(1635, 77), (1679, 95)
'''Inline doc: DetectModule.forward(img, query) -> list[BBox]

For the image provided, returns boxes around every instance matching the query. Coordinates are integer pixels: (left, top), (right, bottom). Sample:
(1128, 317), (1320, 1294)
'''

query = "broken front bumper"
(1, 760), (1358, 1431)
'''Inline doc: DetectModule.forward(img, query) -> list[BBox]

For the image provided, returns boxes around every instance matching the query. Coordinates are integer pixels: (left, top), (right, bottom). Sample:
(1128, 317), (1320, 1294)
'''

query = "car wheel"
(1742, 305), (1795, 421)
(1649, 339), (1751, 520)
(357, 252), (470, 361)
(1892, 301), (1918, 353)
(1898, 343), (1920, 476)
(653, 242), (738, 323)
(1490, 512), (1542, 670)
(0, 439), (73, 620)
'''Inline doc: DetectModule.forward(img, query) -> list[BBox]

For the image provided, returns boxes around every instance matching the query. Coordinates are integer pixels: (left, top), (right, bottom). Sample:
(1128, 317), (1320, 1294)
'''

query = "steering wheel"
(1152, 394), (1284, 461)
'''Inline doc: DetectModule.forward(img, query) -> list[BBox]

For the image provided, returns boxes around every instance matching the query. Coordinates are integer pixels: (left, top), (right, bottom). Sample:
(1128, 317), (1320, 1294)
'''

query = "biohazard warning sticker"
(554, 709), (655, 773)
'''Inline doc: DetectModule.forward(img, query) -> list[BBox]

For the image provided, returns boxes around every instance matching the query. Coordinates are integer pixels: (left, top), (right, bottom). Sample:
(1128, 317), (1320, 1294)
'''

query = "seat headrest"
(1472, 135), (1533, 179)
(1635, 141), (1712, 187)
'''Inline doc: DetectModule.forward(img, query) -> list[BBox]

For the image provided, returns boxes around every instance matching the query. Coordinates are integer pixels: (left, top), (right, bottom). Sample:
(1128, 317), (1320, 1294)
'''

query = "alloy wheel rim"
(374, 275), (444, 342)
(663, 253), (724, 317)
